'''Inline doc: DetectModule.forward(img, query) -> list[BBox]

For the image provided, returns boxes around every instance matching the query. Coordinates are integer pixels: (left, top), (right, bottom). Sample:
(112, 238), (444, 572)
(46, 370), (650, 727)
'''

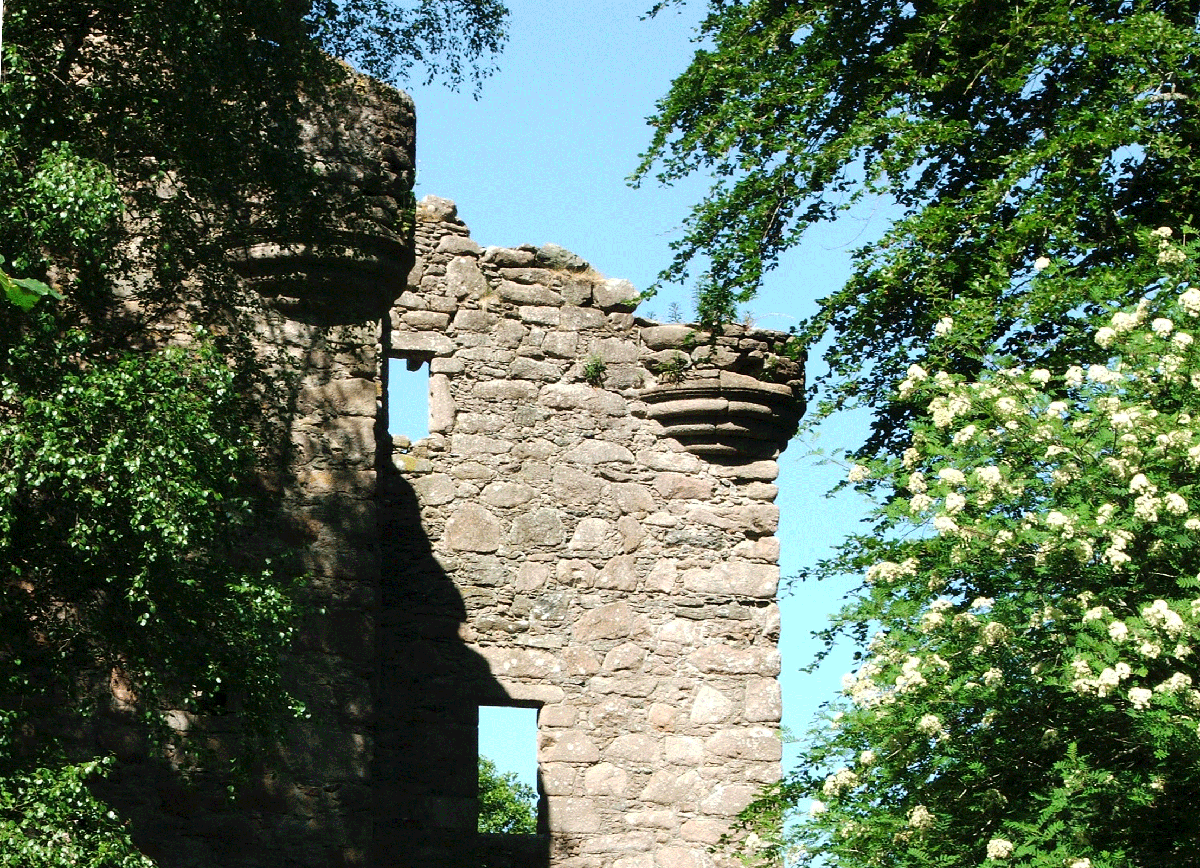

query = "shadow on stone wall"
(374, 456), (550, 868)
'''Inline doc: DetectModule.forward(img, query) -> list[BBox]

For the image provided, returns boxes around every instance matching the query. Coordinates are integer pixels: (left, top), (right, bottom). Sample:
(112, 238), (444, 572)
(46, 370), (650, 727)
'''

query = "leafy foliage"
(0, 2), (509, 864)
(478, 756), (538, 834)
(0, 760), (154, 868)
(736, 234), (1200, 866)
(637, 0), (1200, 455)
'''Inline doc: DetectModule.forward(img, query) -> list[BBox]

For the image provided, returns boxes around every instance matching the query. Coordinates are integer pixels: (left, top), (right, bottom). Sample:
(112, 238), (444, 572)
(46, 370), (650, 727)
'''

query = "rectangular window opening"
(386, 356), (430, 445)
(478, 705), (540, 835)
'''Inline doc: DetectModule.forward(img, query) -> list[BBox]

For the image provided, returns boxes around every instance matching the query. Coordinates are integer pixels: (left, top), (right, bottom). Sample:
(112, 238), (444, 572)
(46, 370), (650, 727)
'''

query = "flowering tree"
(636, 0), (1200, 458)
(738, 229), (1200, 866)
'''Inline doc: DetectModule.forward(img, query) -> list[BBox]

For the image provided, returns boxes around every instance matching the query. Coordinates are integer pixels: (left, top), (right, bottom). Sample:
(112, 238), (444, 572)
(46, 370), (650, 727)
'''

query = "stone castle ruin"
(102, 72), (806, 868)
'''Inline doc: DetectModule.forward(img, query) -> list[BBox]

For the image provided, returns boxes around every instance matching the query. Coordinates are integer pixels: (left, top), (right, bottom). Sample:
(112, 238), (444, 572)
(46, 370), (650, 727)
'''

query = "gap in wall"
(387, 356), (430, 442)
(479, 705), (539, 834)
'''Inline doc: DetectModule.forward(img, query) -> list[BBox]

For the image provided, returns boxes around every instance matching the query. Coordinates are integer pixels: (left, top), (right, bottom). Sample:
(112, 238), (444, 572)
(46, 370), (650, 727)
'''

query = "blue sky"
(398, 0), (891, 791)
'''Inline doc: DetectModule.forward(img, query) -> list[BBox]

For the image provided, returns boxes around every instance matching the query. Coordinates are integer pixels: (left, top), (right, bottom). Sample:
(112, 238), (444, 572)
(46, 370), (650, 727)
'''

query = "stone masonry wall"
(374, 196), (805, 868)
(98, 74), (416, 868)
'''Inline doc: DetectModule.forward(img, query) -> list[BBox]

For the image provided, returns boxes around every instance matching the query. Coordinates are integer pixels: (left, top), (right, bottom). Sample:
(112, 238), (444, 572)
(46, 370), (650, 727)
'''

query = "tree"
(635, 0), (1200, 456)
(0, 3), (508, 864)
(733, 232), (1200, 866)
(478, 756), (538, 834)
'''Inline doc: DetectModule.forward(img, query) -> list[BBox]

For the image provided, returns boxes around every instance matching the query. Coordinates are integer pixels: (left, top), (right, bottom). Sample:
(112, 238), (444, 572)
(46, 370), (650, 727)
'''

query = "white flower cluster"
(908, 804), (935, 830)
(865, 558), (918, 584)
(1156, 226), (1187, 265)
(822, 767), (858, 798)
(986, 838), (1014, 860)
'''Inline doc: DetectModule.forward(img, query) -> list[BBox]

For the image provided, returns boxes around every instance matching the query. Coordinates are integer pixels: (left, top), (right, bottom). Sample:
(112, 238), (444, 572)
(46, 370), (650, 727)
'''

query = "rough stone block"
(516, 561), (551, 592)
(655, 473), (713, 500)
(648, 703), (677, 731)
(595, 554), (639, 590)
(573, 602), (647, 641)
(510, 357), (565, 381)
(428, 373), (455, 433)
(606, 733), (659, 762)
(482, 246), (535, 266)
(654, 847), (710, 868)
(298, 378), (377, 418)
(708, 460), (779, 481)
(502, 682), (566, 704)
(584, 763), (629, 797)
(436, 235), (482, 255)
(590, 336), (640, 363)
(732, 537), (780, 561)
(547, 798), (602, 833)
(429, 356), (464, 374)
(640, 769), (702, 807)
(481, 481), (536, 508)
(541, 763), (578, 795)
(519, 305), (561, 325)
(411, 473), (456, 506)
(556, 559), (599, 587)
(705, 729), (782, 763)
(560, 306), (608, 330)
(542, 331), (580, 358)
(392, 330), (455, 356)
(744, 678), (782, 723)
(539, 704), (578, 728)
(478, 646), (564, 680)
(689, 684), (734, 725)
(561, 646), (602, 675)
(539, 383), (628, 416)
(510, 507), (565, 546)
(625, 811), (679, 831)
(443, 257), (489, 299)
(637, 449), (702, 473)
(698, 783), (761, 816)
(742, 482), (779, 501)
(729, 504), (779, 534)
(594, 278), (639, 311)
(472, 379), (539, 401)
(640, 324), (697, 350)
(450, 433), (513, 455)
(564, 439), (635, 466)
(443, 504), (502, 552)
(681, 563), (779, 598)
(611, 482), (655, 515)
(494, 319), (530, 348)
(663, 736), (703, 766)
(688, 645), (780, 676)
(562, 279), (594, 306)
(616, 515), (645, 553)
(452, 309), (496, 332)
(498, 279), (562, 306)
(499, 267), (563, 284)
(569, 517), (612, 551)
(679, 819), (726, 845)
(657, 618), (701, 646)
(402, 310), (451, 330)
(542, 732), (601, 763)
(602, 642), (646, 671)
(552, 465), (605, 504)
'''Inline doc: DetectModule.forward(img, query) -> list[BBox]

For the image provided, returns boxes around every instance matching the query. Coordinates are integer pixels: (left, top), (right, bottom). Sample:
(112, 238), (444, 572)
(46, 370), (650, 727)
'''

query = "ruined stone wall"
(374, 196), (805, 868)
(94, 63), (805, 867)
(98, 74), (415, 868)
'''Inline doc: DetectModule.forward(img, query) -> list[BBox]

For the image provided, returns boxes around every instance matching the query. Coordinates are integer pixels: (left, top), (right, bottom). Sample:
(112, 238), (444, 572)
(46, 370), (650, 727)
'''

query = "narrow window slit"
(387, 356), (430, 444)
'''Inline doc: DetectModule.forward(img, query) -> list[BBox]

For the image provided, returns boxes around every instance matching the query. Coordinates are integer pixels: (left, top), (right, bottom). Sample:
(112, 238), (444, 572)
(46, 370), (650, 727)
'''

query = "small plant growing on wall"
(581, 355), (607, 386)
(657, 353), (688, 384)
